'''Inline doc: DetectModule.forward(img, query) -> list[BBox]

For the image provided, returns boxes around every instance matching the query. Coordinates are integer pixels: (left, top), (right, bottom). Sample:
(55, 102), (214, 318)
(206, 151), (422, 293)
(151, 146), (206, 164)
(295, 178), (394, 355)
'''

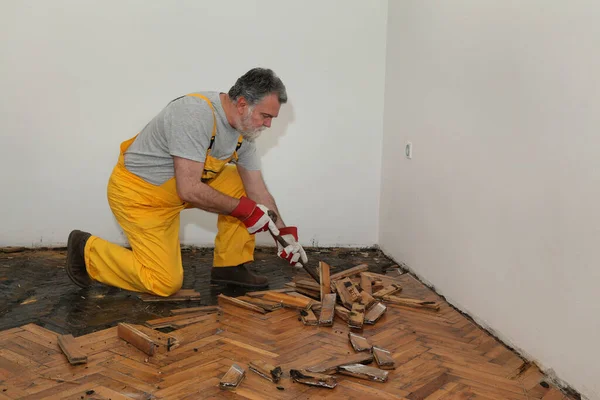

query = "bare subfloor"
(0, 247), (393, 336)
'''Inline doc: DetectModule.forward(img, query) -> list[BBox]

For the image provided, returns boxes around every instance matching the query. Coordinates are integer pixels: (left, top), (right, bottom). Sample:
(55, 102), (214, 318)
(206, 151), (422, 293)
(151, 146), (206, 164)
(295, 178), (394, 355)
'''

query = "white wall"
(380, 1), (599, 399)
(0, 0), (387, 248)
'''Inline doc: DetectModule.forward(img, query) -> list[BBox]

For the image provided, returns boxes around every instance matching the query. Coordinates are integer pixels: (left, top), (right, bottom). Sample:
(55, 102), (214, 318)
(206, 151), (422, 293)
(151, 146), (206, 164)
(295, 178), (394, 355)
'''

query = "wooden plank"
(373, 284), (402, 299)
(145, 311), (212, 329)
(295, 279), (321, 292)
(349, 333), (372, 352)
(171, 306), (220, 315)
(318, 293), (336, 326)
(358, 291), (378, 309)
(219, 364), (245, 390)
(373, 346), (396, 369)
(290, 369), (337, 388)
(349, 303), (365, 330)
(246, 287), (295, 297)
(335, 306), (350, 323)
(338, 363), (389, 382)
(137, 289), (201, 302)
(319, 261), (331, 300)
(57, 334), (87, 365)
(262, 292), (314, 310)
(330, 263), (369, 281)
(236, 296), (283, 311)
(217, 294), (267, 314)
(307, 352), (374, 374)
(300, 309), (318, 326)
(360, 273), (372, 294)
(364, 302), (387, 325)
(334, 278), (361, 309)
(117, 323), (157, 356)
(383, 295), (440, 311)
(249, 360), (283, 383)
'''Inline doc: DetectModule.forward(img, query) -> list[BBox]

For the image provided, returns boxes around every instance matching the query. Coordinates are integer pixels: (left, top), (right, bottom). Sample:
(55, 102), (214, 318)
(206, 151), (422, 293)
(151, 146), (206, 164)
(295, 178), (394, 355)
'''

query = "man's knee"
(143, 268), (183, 297)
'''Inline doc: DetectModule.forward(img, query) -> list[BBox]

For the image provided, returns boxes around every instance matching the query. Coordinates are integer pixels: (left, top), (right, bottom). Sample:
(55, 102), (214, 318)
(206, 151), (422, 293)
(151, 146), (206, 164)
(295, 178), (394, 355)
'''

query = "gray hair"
(228, 68), (287, 106)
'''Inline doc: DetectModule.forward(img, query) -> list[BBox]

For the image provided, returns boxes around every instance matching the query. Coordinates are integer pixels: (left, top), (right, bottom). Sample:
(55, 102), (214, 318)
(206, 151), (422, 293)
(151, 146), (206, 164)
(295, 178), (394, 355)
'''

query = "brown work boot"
(66, 230), (93, 288)
(210, 264), (269, 288)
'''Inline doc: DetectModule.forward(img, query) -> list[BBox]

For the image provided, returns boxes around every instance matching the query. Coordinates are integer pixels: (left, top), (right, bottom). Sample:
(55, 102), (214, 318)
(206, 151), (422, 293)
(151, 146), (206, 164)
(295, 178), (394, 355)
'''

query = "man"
(66, 68), (308, 296)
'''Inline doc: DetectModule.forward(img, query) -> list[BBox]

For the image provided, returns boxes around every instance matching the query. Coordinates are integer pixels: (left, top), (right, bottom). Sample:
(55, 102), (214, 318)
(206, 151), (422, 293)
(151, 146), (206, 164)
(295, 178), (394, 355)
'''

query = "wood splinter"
(220, 364), (245, 390)
(57, 334), (87, 365)
(249, 360), (283, 383)
(290, 369), (337, 389)
(349, 332), (372, 352)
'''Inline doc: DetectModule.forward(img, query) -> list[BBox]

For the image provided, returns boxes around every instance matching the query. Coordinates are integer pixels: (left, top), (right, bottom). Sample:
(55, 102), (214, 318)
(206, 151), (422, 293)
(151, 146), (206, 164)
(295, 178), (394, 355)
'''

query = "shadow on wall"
(178, 101), (296, 244)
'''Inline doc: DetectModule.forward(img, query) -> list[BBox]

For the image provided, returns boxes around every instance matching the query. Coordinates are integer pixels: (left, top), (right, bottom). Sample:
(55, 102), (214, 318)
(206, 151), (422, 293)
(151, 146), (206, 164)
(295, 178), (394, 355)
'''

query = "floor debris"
(249, 360), (283, 383)
(219, 364), (245, 390)
(290, 369), (337, 388)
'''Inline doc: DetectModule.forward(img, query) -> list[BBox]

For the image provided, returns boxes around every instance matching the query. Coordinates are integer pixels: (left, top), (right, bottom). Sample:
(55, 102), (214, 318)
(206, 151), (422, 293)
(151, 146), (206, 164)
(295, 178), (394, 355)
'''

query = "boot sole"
(210, 278), (269, 289)
(66, 230), (92, 289)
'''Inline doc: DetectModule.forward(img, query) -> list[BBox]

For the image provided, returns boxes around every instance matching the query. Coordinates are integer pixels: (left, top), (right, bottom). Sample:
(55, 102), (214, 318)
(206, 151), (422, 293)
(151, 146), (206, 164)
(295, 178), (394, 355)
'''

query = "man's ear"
(236, 97), (248, 114)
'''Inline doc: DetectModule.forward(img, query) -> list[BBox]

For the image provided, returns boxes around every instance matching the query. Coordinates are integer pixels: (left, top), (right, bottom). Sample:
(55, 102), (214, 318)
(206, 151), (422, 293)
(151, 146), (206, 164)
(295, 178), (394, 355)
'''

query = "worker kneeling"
(66, 68), (307, 296)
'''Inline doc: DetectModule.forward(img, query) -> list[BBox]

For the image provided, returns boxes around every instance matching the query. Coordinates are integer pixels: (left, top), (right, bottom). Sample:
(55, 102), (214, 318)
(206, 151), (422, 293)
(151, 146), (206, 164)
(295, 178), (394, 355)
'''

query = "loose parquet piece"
(218, 294), (267, 314)
(360, 273), (372, 294)
(349, 333), (372, 352)
(335, 306), (350, 322)
(262, 292), (314, 310)
(236, 296), (282, 311)
(338, 363), (389, 382)
(373, 284), (402, 299)
(349, 303), (365, 330)
(220, 364), (245, 390)
(306, 352), (374, 374)
(329, 263), (369, 281)
(334, 278), (360, 309)
(138, 289), (201, 302)
(358, 291), (378, 309)
(246, 287), (296, 297)
(373, 346), (396, 369)
(249, 360), (283, 383)
(319, 261), (331, 300)
(57, 334), (87, 365)
(318, 293), (336, 326)
(145, 312), (211, 329)
(383, 295), (440, 311)
(364, 302), (387, 324)
(117, 323), (157, 356)
(290, 369), (337, 389)
(300, 309), (318, 326)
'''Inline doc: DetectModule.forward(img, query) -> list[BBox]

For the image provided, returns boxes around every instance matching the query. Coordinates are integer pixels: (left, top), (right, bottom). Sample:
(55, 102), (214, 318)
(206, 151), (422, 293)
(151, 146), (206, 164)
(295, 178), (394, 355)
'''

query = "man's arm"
(174, 156), (239, 214)
(237, 165), (286, 229)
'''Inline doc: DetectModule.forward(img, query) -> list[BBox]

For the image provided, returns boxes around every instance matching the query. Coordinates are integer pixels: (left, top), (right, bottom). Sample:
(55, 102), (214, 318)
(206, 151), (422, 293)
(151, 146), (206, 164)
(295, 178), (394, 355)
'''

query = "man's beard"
(236, 107), (265, 141)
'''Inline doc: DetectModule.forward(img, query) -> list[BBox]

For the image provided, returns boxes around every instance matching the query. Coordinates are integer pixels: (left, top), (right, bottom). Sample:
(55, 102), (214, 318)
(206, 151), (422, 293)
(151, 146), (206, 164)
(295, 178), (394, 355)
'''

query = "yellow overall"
(84, 94), (255, 296)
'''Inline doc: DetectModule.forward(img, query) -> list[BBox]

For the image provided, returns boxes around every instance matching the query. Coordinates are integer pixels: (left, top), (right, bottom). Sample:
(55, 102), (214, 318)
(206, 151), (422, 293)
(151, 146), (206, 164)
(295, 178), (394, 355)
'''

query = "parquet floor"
(0, 272), (574, 399)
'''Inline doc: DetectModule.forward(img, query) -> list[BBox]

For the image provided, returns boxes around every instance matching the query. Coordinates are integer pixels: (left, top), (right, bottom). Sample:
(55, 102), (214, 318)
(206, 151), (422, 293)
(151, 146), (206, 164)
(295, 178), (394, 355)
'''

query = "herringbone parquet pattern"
(0, 273), (573, 399)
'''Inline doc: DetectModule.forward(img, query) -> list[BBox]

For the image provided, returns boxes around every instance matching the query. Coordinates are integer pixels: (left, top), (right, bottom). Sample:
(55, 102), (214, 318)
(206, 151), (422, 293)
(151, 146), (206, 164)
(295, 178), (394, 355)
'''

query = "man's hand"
(274, 227), (308, 267)
(231, 196), (280, 235)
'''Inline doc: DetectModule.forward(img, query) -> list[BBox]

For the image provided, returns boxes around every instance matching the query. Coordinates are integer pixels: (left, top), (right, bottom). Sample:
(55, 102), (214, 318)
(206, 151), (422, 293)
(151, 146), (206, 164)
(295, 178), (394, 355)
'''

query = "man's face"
(236, 94), (281, 141)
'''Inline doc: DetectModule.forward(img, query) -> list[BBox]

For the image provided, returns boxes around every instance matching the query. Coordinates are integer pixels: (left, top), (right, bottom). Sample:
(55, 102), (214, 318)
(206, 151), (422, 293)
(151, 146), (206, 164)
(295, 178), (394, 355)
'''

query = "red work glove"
(230, 196), (280, 236)
(274, 227), (308, 268)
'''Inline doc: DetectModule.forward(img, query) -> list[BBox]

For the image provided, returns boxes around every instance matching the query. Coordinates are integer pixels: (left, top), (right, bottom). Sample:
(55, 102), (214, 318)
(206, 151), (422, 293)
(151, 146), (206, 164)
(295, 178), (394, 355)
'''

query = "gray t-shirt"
(124, 91), (260, 185)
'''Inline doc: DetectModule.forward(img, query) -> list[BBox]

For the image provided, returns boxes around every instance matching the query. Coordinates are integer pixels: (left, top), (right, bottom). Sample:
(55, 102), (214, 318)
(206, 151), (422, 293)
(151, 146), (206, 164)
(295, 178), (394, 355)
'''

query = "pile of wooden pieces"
(219, 331), (396, 391)
(219, 262), (440, 331)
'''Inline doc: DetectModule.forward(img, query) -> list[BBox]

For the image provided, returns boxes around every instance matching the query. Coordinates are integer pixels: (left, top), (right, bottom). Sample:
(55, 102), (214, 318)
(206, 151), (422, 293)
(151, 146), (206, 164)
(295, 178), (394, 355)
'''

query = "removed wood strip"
(330, 263), (369, 281)
(117, 323), (157, 356)
(349, 333), (372, 352)
(334, 278), (360, 309)
(318, 293), (336, 326)
(290, 369), (337, 389)
(373, 346), (396, 369)
(300, 308), (318, 326)
(338, 363), (389, 382)
(249, 360), (283, 383)
(218, 294), (267, 314)
(246, 287), (295, 298)
(138, 289), (201, 302)
(294, 279), (320, 292)
(335, 306), (350, 323)
(364, 302), (387, 325)
(236, 296), (282, 311)
(383, 295), (440, 311)
(349, 303), (365, 330)
(220, 364), (245, 390)
(373, 283), (402, 299)
(360, 273), (372, 294)
(262, 292), (314, 310)
(319, 261), (331, 300)
(57, 334), (87, 365)
(170, 306), (220, 315)
(306, 352), (374, 374)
